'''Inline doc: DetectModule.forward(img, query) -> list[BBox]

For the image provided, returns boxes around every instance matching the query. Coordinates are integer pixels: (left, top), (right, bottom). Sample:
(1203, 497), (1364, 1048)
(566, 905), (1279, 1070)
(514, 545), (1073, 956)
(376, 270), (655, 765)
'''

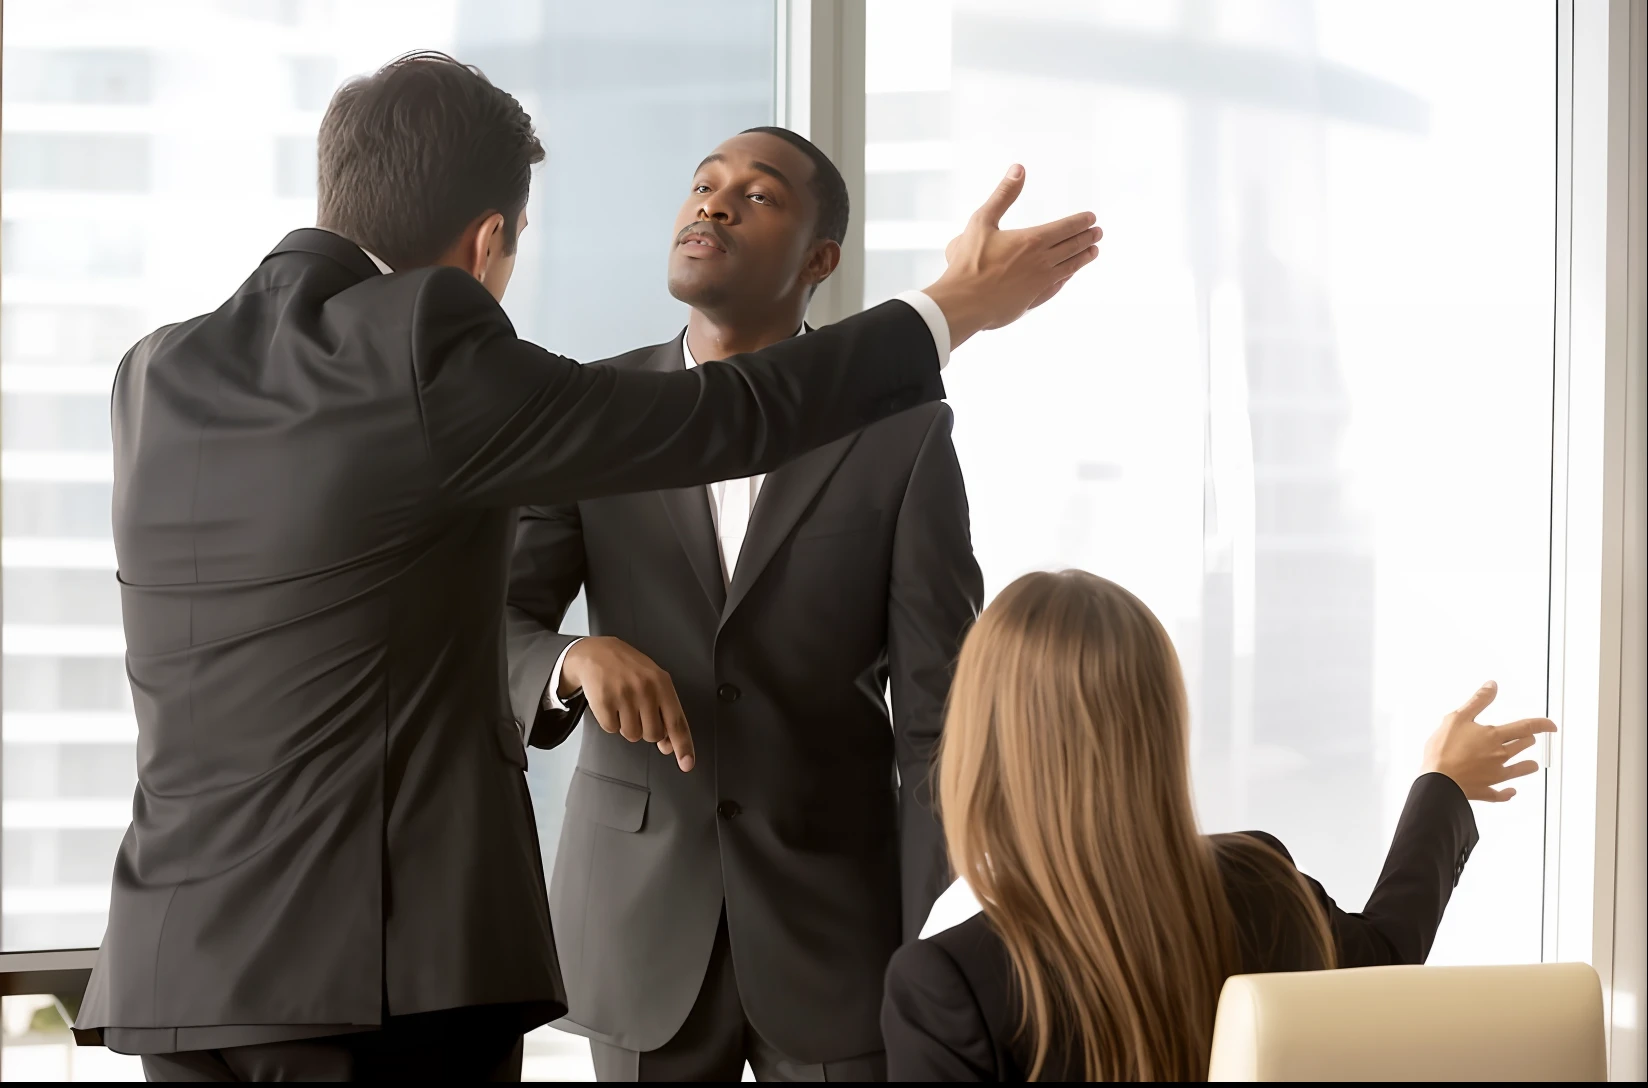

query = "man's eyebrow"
(691, 153), (795, 191)
(747, 160), (794, 189)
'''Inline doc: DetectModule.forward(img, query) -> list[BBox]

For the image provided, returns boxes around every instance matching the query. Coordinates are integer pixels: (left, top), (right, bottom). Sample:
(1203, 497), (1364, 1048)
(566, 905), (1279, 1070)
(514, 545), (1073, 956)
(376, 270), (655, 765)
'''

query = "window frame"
(1544, 0), (1646, 1077)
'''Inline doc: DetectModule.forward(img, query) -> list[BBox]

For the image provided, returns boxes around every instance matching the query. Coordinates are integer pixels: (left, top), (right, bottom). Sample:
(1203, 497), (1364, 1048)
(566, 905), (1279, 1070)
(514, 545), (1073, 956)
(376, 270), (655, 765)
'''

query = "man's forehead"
(697, 133), (814, 182)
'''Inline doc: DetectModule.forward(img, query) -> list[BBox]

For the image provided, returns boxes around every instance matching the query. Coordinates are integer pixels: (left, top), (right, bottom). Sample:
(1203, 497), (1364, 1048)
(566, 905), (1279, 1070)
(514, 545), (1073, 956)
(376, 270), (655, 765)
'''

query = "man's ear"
(802, 239), (842, 288)
(471, 212), (506, 285)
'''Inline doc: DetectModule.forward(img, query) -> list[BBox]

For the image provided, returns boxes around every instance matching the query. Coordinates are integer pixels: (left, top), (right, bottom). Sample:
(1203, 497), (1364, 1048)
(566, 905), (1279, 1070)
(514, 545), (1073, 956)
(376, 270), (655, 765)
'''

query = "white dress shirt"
(919, 877), (983, 938)
(684, 325), (799, 583)
(541, 290), (951, 712)
(359, 247), (394, 275)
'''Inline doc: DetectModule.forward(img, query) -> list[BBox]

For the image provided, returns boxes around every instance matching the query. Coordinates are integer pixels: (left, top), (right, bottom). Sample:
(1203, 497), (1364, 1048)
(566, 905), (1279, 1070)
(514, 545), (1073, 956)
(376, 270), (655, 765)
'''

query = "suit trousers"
(137, 1006), (525, 1082)
(589, 910), (885, 1082)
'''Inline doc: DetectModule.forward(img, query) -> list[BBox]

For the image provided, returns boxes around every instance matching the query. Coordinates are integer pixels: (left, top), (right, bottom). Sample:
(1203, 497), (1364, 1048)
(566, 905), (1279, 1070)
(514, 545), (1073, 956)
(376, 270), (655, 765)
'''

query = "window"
(0, 135), (151, 194)
(864, 0), (1556, 966)
(2, 0), (774, 1078)
(0, 50), (153, 105)
(273, 135), (316, 200)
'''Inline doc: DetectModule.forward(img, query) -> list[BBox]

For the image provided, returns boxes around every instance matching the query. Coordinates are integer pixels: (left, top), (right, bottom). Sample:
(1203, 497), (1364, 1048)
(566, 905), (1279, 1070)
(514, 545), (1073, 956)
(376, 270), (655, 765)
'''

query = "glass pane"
(866, 0), (1555, 965)
(0, 0), (774, 980)
(1, 995), (142, 1080)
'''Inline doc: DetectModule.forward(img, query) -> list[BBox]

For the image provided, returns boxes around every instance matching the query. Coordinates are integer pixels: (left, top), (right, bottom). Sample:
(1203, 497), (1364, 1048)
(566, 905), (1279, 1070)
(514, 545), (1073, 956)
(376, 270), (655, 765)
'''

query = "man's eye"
(749, 193), (770, 204)
(693, 184), (711, 194)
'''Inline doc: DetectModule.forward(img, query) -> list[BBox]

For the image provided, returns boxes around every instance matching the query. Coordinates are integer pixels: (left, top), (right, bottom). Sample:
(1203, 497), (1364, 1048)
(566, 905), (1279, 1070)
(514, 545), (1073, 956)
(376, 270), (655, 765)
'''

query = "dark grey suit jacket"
(505, 335), (983, 1063)
(75, 229), (945, 1043)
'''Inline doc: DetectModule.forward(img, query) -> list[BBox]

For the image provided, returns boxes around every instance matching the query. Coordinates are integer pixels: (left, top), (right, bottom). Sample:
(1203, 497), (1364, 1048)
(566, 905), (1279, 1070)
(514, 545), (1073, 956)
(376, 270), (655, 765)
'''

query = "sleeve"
(1243, 772), (1480, 968)
(882, 939), (997, 1082)
(408, 268), (945, 508)
(892, 289), (952, 367)
(887, 405), (984, 942)
(506, 501), (591, 750)
(542, 639), (584, 712)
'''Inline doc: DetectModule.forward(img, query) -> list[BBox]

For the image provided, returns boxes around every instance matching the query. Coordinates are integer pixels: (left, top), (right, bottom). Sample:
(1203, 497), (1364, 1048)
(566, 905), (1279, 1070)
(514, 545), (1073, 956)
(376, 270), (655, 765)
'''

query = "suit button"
(717, 800), (742, 819)
(716, 683), (741, 704)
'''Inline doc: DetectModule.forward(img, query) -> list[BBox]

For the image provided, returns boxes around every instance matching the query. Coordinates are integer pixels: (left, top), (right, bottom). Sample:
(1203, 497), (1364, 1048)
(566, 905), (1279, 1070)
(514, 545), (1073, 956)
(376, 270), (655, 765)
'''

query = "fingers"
(1028, 210), (1099, 248)
(588, 694), (621, 735)
(1501, 734), (1539, 757)
(635, 698), (664, 746)
(662, 687), (695, 773)
(1492, 716), (1557, 740)
(1498, 758), (1541, 781)
(1056, 244), (1100, 272)
(971, 164), (1025, 229)
(592, 686), (694, 771)
(616, 703), (641, 743)
(1455, 680), (1499, 719)
(1485, 786), (1517, 802)
(1049, 225), (1104, 264)
(1027, 277), (1070, 311)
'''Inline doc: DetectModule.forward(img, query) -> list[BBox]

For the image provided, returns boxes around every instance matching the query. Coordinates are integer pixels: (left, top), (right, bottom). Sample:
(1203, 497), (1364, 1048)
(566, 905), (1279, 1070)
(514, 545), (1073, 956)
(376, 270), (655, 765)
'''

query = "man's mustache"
(676, 222), (732, 251)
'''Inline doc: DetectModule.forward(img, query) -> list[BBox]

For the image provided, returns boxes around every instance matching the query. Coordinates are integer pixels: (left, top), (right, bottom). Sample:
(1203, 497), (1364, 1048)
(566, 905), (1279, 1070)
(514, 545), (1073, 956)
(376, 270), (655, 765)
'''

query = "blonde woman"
(881, 570), (1555, 1082)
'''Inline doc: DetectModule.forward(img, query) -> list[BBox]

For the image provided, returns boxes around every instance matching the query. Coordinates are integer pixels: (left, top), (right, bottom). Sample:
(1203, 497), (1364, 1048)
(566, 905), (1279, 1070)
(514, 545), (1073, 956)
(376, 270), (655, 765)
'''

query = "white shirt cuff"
(543, 637), (584, 712)
(892, 289), (952, 371)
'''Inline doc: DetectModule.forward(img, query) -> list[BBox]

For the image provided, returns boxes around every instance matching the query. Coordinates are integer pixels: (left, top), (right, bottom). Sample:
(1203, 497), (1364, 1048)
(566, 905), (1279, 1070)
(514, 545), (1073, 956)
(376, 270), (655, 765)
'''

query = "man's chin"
(667, 272), (729, 310)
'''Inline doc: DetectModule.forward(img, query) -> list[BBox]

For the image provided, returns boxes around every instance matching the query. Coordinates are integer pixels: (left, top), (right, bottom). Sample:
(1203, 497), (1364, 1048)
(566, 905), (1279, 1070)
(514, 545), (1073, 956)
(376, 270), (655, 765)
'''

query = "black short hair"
(739, 126), (849, 245)
(317, 51), (544, 269)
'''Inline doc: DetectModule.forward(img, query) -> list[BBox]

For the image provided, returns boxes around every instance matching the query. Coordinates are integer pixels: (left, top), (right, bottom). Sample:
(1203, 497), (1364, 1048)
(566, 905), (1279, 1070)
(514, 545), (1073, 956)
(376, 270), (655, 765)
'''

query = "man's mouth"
(678, 227), (728, 254)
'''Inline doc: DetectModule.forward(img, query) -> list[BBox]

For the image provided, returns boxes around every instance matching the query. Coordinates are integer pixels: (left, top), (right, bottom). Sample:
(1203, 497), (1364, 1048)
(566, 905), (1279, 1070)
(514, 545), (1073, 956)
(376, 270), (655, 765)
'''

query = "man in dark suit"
(73, 52), (1102, 1083)
(506, 127), (984, 1081)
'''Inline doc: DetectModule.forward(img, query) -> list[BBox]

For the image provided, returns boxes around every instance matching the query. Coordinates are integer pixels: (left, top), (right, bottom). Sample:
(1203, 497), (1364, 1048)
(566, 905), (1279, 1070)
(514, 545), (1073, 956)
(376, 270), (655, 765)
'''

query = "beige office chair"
(1207, 962), (1607, 1082)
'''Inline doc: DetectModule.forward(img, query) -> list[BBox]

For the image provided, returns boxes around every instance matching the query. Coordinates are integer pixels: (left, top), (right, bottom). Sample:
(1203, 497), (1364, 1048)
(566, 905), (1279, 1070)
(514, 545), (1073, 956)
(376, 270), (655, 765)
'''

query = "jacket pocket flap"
(566, 769), (649, 833)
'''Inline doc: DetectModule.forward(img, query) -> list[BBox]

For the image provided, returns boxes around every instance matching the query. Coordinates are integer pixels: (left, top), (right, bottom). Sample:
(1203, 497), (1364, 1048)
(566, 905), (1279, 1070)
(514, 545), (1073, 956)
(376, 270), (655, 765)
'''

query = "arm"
(1245, 681), (1554, 967)
(506, 503), (589, 750)
(1241, 772), (1479, 968)
(888, 405), (984, 942)
(416, 168), (1103, 509)
(881, 939), (997, 1082)
(1332, 772), (1478, 966)
(414, 277), (947, 509)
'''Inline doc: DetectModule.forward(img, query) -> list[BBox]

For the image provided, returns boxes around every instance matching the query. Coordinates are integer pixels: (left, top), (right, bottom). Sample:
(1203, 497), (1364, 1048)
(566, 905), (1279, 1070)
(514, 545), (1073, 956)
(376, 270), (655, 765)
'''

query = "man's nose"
(697, 195), (736, 223)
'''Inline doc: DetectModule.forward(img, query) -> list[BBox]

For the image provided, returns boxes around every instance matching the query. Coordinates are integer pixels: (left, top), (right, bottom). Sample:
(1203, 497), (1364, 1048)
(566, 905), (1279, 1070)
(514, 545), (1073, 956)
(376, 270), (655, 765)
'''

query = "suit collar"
(647, 338), (727, 614)
(266, 228), (386, 283)
(720, 428), (861, 626)
(678, 323), (813, 369)
(648, 324), (855, 626)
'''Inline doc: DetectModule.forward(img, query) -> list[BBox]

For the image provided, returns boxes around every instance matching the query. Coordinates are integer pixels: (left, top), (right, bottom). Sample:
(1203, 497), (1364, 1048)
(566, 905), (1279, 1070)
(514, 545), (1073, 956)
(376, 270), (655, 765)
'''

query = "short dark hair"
(317, 51), (544, 269)
(739, 126), (849, 245)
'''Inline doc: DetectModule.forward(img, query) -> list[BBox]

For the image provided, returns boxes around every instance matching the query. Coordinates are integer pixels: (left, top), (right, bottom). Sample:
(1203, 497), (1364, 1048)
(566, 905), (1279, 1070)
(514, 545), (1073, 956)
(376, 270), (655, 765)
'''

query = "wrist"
(921, 278), (984, 348)
(558, 639), (591, 696)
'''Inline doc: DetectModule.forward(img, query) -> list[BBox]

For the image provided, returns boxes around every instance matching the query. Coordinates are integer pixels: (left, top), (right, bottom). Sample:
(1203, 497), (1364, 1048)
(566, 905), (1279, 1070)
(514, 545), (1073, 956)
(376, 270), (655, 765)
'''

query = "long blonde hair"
(939, 571), (1333, 1081)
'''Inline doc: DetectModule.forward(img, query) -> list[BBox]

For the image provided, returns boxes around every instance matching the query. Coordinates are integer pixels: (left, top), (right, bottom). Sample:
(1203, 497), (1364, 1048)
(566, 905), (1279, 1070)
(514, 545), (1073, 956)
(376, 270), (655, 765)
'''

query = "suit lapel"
(721, 430), (861, 625)
(644, 339), (727, 614)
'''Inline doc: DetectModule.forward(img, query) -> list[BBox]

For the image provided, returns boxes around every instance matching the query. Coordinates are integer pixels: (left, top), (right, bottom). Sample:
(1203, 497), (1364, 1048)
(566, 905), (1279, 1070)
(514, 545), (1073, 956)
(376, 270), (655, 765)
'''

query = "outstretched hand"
(1421, 681), (1556, 801)
(925, 165), (1102, 347)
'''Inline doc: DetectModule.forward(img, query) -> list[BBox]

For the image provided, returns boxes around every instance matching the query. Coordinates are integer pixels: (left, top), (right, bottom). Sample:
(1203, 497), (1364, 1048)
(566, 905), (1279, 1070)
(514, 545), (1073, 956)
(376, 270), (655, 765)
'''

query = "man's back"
(86, 228), (562, 1037)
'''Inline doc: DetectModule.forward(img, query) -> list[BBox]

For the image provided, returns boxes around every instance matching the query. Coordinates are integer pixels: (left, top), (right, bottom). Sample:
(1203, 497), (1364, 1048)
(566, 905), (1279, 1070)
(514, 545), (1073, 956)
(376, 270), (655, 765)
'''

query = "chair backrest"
(1207, 962), (1606, 1082)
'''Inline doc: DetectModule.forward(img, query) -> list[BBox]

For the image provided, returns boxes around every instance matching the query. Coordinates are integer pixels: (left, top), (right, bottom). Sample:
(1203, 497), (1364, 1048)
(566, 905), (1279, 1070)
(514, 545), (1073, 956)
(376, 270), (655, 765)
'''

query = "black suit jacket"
(75, 228), (946, 1043)
(505, 335), (984, 1062)
(881, 772), (1479, 1081)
